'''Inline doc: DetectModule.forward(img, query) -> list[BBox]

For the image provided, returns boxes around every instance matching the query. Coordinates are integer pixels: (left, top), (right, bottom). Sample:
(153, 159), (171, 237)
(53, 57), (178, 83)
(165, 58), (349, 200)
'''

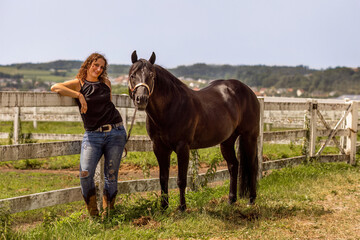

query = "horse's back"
(189, 79), (259, 148)
(197, 79), (259, 120)
(200, 79), (256, 99)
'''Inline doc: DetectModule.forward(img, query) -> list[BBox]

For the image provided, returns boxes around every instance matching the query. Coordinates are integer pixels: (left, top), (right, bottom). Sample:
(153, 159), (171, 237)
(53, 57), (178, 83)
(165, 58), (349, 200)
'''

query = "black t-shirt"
(76, 80), (122, 131)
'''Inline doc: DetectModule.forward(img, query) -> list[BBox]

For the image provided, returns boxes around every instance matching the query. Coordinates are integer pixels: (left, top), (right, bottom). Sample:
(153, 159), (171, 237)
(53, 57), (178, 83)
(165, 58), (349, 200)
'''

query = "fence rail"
(0, 92), (358, 214)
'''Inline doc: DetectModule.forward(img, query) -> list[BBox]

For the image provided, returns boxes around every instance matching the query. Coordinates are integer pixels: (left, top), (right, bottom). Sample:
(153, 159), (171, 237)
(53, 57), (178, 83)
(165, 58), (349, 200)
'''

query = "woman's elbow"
(50, 84), (59, 92)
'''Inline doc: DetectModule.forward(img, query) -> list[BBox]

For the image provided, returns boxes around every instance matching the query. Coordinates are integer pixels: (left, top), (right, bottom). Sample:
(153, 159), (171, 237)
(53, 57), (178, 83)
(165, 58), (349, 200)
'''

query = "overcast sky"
(1, 0), (359, 69)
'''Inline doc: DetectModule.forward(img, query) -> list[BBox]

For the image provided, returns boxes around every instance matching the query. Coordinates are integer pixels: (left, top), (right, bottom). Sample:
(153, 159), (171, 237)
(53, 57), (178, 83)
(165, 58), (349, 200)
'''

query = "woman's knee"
(80, 170), (90, 178)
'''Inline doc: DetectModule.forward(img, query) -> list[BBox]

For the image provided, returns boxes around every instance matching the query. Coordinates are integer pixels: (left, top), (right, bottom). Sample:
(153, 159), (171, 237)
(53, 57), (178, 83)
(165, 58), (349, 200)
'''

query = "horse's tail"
(238, 135), (258, 200)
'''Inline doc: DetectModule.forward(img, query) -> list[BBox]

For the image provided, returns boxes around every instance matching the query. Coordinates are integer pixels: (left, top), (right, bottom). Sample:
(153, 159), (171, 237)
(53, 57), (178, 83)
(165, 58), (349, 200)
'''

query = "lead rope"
(126, 107), (138, 142)
(123, 107), (138, 158)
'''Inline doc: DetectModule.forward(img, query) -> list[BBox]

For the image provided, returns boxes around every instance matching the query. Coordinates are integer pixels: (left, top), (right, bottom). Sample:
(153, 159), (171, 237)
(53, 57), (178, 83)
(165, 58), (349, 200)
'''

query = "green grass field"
(0, 66), (125, 84)
(0, 121), (359, 239)
(0, 66), (77, 83)
(1, 162), (359, 239)
(0, 121), (350, 187)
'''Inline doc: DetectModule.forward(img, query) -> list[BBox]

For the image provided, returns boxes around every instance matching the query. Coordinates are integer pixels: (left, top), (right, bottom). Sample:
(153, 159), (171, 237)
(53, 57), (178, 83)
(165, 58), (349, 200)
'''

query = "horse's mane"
(154, 64), (189, 94)
(130, 59), (189, 96)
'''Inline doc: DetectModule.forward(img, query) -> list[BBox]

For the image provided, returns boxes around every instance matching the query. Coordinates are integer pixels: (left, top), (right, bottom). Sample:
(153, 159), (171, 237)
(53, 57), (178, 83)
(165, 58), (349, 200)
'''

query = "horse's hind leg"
(153, 143), (172, 210)
(220, 135), (239, 204)
(239, 134), (258, 205)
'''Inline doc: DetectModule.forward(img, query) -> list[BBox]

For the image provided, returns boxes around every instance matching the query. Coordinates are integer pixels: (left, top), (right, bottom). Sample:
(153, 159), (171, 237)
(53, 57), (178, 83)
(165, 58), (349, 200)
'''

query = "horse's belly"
(190, 141), (215, 149)
(191, 129), (234, 149)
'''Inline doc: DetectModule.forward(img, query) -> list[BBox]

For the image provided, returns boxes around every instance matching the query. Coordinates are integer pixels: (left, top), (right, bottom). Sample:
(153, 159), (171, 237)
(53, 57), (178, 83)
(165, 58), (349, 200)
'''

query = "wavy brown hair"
(76, 53), (108, 83)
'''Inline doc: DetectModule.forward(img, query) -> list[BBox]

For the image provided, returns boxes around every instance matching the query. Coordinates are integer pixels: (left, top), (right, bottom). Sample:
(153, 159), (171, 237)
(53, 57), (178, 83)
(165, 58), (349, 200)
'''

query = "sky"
(1, 0), (360, 69)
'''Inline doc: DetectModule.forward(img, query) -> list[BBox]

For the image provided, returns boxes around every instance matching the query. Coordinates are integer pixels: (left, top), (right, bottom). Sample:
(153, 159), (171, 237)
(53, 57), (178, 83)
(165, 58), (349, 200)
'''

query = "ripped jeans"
(79, 125), (127, 204)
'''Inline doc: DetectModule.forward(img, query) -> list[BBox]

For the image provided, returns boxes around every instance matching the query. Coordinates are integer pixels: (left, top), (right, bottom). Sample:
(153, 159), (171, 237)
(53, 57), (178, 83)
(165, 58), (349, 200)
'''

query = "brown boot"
(102, 194), (116, 219)
(86, 194), (99, 217)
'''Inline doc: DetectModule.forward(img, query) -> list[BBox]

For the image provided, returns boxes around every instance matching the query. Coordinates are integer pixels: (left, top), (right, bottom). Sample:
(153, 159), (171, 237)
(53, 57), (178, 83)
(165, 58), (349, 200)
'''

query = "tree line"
(2, 61), (360, 95)
(169, 64), (360, 95)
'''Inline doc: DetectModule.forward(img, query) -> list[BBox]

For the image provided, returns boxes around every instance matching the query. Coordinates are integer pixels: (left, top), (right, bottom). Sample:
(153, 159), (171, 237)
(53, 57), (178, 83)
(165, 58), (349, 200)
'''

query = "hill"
(6, 60), (131, 76)
(1, 61), (359, 96)
(169, 64), (360, 96)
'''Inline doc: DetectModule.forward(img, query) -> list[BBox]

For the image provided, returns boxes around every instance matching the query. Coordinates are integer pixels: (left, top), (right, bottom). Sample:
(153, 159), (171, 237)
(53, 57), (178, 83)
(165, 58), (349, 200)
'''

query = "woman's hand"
(78, 93), (88, 114)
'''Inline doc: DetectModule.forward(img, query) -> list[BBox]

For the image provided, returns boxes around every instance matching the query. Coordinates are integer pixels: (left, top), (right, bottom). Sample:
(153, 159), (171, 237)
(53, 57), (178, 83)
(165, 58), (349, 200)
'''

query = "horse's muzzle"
(132, 85), (149, 110)
(134, 94), (148, 110)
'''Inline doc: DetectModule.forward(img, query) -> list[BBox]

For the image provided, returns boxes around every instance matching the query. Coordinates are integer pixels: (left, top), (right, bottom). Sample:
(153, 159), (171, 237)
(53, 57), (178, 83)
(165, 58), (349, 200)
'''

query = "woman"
(51, 53), (126, 217)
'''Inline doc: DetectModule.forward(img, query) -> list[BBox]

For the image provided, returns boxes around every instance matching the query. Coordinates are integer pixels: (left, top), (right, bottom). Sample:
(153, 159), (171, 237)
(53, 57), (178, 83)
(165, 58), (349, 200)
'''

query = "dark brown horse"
(128, 51), (260, 211)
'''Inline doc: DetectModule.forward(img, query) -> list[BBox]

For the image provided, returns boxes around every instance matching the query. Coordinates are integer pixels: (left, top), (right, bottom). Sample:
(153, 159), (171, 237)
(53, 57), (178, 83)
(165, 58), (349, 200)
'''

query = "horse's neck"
(155, 66), (186, 90)
(154, 66), (188, 100)
(146, 68), (189, 122)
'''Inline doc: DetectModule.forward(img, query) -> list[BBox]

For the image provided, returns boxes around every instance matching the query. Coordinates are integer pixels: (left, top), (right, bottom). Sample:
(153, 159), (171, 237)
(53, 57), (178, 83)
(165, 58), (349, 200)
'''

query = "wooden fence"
(0, 92), (358, 214)
(2, 98), (359, 132)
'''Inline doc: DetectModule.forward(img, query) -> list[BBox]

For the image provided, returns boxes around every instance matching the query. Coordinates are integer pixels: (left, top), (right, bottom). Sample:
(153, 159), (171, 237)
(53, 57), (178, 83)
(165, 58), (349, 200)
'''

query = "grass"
(1, 162), (359, 239)
(0, 171), (79, 199)
(0, 66), (77, 83)
(4, 155), (81, 171)
(0, 66), (123, 84)
(0, 121), (84, 135)
(1, 121), (359, 238)
(1, 141), (335, 171)
(0, 120), (347, 174)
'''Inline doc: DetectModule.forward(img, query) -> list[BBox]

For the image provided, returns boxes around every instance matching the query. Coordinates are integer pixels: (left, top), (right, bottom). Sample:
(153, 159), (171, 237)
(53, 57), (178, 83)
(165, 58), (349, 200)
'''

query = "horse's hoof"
(247, 197), (256, 206)
(228, 197), (237, 205)
(161, 198), (169, 210)
(247, 202), (254, 207)
(177, 204), (186, 212)
(161, 203), (169, 210)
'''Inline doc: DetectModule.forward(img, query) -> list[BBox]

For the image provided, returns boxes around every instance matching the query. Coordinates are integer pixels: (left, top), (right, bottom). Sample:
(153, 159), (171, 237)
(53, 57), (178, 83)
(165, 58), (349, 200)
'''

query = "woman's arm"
(104, 78), (113, 101)
(51, 79), (81, 98)
(51, 79), (88, 114)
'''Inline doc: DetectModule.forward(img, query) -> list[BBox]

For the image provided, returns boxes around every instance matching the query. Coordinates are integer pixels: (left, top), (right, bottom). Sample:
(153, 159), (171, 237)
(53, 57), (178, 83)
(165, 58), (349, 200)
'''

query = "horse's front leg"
(175, 142), (190, 211)
(153, 143), (172, 210)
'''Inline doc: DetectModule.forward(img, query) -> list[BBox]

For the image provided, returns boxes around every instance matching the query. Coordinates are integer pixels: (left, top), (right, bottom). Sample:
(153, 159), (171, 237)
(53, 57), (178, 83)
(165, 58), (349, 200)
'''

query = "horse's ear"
(149, 52), (156, 65)
(131, 50), (138, 63)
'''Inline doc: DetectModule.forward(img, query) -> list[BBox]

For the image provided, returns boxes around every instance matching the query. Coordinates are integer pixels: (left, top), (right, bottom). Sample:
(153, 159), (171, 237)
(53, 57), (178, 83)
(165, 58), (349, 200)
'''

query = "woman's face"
(87, 58), (105, 80)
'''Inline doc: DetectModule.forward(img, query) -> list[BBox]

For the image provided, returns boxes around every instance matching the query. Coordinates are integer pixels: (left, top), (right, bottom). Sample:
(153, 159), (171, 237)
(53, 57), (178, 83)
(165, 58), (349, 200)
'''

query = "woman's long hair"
(76, 53), (108, 83)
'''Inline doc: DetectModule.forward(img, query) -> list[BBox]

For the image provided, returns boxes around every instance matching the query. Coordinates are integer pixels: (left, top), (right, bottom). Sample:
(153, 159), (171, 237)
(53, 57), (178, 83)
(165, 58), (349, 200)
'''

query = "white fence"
(2, 99), (358, 131)
(0, 92), (358, 214)
(0, 106), (147, 126)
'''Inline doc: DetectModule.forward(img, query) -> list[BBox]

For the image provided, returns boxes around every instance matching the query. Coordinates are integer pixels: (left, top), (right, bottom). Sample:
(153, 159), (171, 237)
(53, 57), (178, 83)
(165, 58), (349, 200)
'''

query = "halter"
(128, 77), (154, 99)
(125, 80), (153, 156)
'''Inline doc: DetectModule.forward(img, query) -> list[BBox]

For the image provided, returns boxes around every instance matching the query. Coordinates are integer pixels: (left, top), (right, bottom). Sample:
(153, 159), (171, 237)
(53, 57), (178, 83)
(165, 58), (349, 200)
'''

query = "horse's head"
(128, 50), (156, 110)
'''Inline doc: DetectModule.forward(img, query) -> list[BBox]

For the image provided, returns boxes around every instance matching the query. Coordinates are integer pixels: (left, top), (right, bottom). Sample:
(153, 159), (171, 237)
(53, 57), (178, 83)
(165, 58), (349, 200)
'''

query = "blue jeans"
(79, 125), (127, 203)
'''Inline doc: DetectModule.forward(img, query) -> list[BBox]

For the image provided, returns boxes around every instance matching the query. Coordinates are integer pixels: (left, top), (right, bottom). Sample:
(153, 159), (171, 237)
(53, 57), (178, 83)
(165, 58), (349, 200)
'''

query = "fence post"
(257, 97), (264, 179)
(345, 101), (358, 165)
(340, 98), (350, 151)
(307, 99), (317, 158)
(188, 149), (199, 191)
(120, 108), (128, 132)
(13, 107), (20, 144)
(95, 156), (105, 211)
(33, 107), (37, 129)
(303, 109), (309, 156)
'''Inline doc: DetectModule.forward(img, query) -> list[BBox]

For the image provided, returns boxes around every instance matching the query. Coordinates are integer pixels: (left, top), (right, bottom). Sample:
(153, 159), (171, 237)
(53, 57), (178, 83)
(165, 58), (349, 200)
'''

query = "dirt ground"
(0, 161), (229, 180)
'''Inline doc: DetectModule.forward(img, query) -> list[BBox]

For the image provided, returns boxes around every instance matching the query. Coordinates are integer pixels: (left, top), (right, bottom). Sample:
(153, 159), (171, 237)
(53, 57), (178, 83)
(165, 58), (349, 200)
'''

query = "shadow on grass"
(100, 190), (333, 232)
(203, 196), (332, 225)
